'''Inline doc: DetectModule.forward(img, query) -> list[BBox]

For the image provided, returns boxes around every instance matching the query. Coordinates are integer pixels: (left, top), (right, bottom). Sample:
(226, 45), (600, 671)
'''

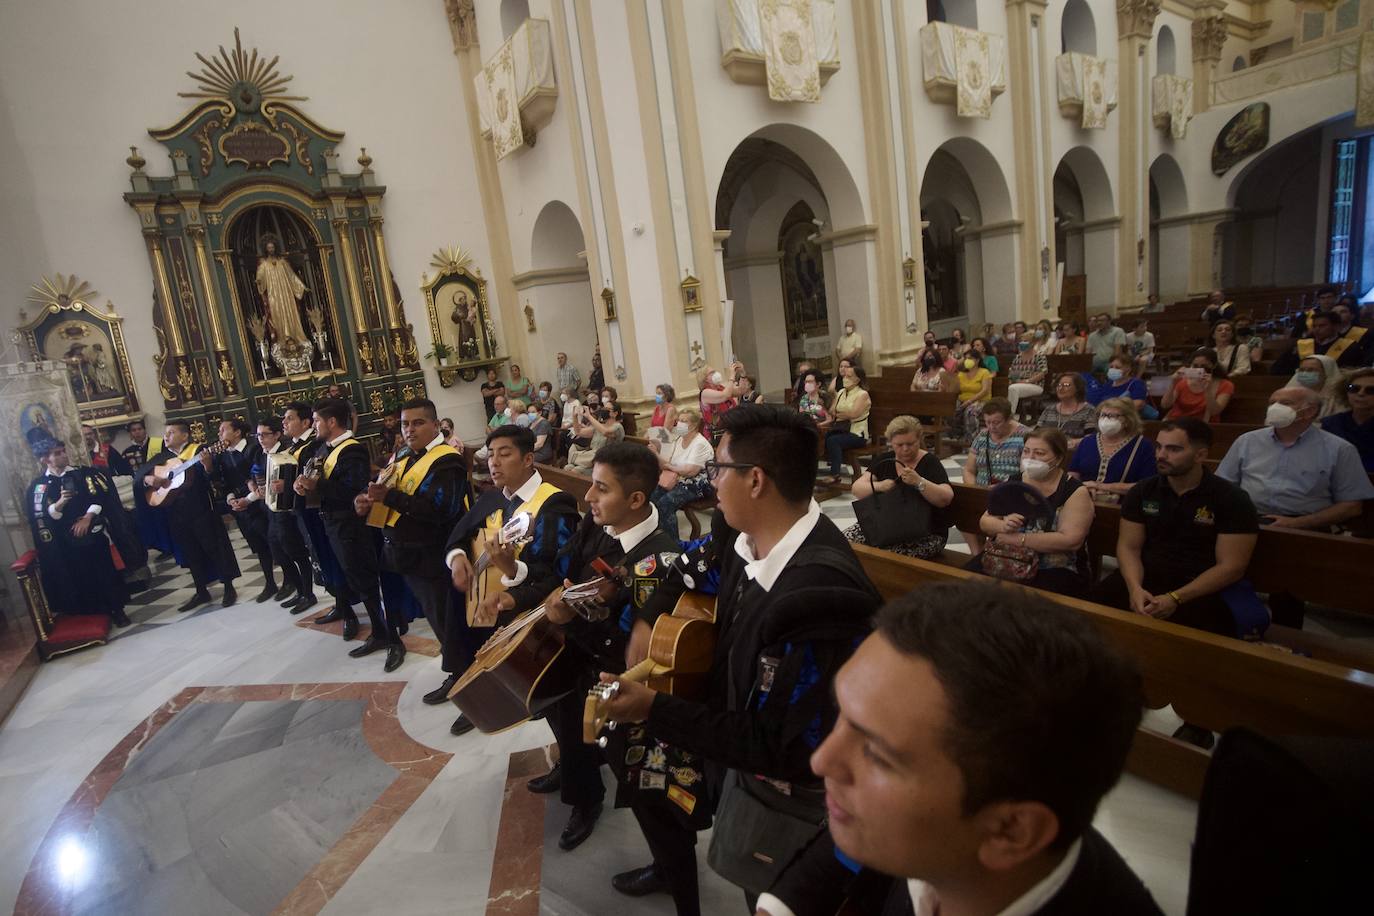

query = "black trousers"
(545, 674), (607, 810)
(169, 509), (240, 590)
(323, 514), (394, 642)
(233, 505), (276, 585)
(632, 795), (700, 916)
(267, 510), (312, 597)
(1092, 570), (1234, 636)
(403, 572), (451, 647)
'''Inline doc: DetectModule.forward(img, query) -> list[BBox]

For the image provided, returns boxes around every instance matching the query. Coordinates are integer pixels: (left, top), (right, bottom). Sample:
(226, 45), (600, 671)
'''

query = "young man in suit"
(757, 581), (1161, 916)
(211, 417), (283, 603)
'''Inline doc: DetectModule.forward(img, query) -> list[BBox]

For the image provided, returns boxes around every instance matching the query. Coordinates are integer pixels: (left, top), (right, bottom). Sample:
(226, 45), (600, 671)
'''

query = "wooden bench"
(1046, 352), (1093, 377)
(1142, 421), (1253, 461)
(852, 545), (1374, 798)
(534, 461), (717, 540)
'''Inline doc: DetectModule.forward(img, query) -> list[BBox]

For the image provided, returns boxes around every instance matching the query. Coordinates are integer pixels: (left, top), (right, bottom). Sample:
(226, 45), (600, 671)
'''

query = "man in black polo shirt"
(1092, 417), (1259, 637)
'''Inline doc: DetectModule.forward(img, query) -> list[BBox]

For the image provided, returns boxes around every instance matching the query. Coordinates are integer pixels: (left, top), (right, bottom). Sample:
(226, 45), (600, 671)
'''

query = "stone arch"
(1157, 26), (1176, 75)
(927, 0), (977, 29)
(530, 199), (585, 270)
(1056, 146), (1114, 221)
(1149, 154), (1190, 299)
(500, 0), (530, 40)
(1232, 55), (1247, 71)
(1054, 146), (1116, 309)
(525, 200), (595, 385)
(1222, 126), (1325, 289)
(1061, 0), (1097, 55)
(1148, 153), (1188, 217)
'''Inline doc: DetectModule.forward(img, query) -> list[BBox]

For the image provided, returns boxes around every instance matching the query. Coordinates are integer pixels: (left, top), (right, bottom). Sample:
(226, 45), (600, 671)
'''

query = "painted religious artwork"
(421, 246), (501, 382)
(1212, 102), (1270, 176)
(16, 275), (142, 426)
(0, 364), (87, 520)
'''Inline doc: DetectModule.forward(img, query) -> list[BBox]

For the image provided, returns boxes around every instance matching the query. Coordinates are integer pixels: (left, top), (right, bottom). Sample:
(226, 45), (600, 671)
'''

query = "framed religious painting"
(16, 275), (142, 428)
(420, 246), (503, 384)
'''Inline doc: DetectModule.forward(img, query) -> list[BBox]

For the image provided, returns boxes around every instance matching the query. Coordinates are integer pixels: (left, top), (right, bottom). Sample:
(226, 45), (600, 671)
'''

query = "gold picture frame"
(420, 246), (503, 384)
(681, 274), (702, 313)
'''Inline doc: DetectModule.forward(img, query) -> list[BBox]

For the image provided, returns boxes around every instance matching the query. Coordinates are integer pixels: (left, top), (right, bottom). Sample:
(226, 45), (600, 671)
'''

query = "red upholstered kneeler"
(10, 551), (111, 661)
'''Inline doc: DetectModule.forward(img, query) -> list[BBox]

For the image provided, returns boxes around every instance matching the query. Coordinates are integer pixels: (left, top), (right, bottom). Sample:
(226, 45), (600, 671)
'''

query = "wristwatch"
(915, 479), (927, 492)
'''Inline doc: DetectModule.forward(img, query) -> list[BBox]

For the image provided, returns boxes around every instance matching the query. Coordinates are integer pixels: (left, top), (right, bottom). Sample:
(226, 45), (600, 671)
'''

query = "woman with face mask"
(1210, 321), (1251, 377)
(1087, 355), (1148, 414)
(836, 318), (863, 365)
(1285, 354), (1341, 417)
(797, 371), (831, 426)
(1005, 324), (1055, 413)
(821, 364), (872, 485)
(953, 352), (994, 443)
(968, 337), (1000, 374)
(1163, 348), (1234, 423)
(970, 427), (1095, 597)
(650, 383), (679, 431)
(648, 408), (716, 540)
(910, 348), (956, 394)
(948, 327), (969, 360)
(1067, 398), (1155, 502)
(697, 363), (747, 442)
(567, 402), (625, 471)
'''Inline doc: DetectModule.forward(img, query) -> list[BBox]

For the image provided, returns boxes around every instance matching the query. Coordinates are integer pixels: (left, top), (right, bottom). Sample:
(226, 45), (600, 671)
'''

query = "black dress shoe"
(347, 636), (386, 658)
(450, 713), (476, 736)
(221, 584), (237, 608)
(384, 644), (406, 673)
(316, 606), (345, 624)
(526, 762), (563, 794)
(1172, 722), (1216, 750)
(287, 594), (318, 615)
(112, 610), (133, 629)
(254, 584), (279, 603)
(612, 864), (667, 897)
(559, 801), (602, 851)
(423, 674), (459, 705)
(275, 582), (298, 603)
(341, 616), (360, 641)
(177, 591), (212, 613)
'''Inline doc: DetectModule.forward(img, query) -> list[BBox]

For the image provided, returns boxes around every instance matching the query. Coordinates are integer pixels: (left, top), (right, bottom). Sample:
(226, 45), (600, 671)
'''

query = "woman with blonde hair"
(697, 362), (747, 441)
(843, 415), (953, 559)
(1067, 397), (1155, 502)
(649, 407), (715, 539)
(1322, 366), (1374, 470)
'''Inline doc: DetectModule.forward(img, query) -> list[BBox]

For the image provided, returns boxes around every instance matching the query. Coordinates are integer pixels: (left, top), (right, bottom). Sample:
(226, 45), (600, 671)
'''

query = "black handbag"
(852, 458), (933, 547)
(706, 770), (826, 896)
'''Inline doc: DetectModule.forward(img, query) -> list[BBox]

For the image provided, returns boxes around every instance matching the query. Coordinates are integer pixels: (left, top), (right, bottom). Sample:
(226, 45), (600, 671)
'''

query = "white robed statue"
(255, 238), (308, 344)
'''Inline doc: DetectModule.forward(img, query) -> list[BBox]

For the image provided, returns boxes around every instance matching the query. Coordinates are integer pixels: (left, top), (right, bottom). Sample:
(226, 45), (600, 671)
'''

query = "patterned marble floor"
(0, 489), (1229, 916)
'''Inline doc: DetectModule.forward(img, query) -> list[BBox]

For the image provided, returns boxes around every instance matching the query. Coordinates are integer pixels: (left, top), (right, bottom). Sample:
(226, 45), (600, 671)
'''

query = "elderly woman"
(1163, 348), (1234, 422)
(1067, 397), (1155, 503)
(1323, 367), (1374, 470)
(649, 407), (716, 540)
(698, 363), (747, 441)
(1286, 353), (1342, 418)
(967, 427), (1095, 597)
(1036, 372), (1097, 448)
(1005, 320), (1056, 413)
(843, 415), (954, 559)
(821, 363), (871, 484)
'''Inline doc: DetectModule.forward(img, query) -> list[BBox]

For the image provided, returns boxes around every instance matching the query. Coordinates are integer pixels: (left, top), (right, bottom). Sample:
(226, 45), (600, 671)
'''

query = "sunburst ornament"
(179, 27), (308, 108)
(28, 274), (98, 311)
(429, 246), (480, 277)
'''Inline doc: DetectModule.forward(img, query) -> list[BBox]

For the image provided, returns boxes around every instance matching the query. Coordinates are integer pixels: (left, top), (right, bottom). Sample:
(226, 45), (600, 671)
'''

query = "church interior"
(2, 0), (1373, 914)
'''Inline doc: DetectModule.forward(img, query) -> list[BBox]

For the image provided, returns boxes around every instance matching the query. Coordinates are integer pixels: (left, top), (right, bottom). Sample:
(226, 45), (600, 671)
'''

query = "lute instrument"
(145, 441), (229, 508)
(582, 589), (717, 745)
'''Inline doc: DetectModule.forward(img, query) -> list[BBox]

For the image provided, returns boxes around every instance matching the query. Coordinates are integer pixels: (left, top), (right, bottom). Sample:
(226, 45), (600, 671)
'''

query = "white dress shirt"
(732, 499), (822, 592)
(445, 470), (546, 589)
(610, 504), (660, 554)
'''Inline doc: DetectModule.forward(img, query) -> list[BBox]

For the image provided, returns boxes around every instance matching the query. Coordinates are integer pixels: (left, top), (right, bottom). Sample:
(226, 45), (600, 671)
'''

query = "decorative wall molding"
(510, 265), (590, 290)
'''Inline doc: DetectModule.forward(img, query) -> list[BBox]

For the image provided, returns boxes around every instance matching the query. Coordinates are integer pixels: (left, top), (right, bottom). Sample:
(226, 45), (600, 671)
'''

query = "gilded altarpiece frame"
(421, 247), (503, 386)
(122, 29), (424, 442)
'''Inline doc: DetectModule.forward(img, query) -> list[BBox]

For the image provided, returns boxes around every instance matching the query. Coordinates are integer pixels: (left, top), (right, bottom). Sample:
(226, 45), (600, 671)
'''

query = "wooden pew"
(1143, 421), (1253, 460)
(535, 460), (717, 540)
(1046, 352), (1093, 377)
(852, 545), (1374, 798)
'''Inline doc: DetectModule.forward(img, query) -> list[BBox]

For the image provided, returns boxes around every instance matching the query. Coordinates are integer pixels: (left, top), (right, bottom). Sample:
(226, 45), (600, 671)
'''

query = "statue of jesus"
(255, 239), (308, 344)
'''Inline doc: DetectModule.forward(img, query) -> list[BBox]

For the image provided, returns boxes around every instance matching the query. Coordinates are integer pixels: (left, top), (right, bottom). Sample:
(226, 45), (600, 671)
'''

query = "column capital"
(1117, 0), (1162, 41)
(1192, 15), (1228, 63)
(442, 0), (476, 51)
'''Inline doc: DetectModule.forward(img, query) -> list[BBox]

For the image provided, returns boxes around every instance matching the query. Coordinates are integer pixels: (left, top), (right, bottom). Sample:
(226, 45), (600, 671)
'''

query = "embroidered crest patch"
(633, 555), (657, 576)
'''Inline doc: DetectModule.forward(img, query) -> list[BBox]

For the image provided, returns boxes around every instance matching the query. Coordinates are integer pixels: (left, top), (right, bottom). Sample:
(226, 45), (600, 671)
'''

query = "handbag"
(980, 481), (1052, 581)
(706, 770), (826, 896)
(852, 459), (933, 547)
(980, 538), (1039, 581)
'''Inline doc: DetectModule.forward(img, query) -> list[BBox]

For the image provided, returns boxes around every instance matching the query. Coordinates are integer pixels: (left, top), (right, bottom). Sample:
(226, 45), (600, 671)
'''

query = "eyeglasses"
(1348, 384), (1374, 395)
(1098, 413), (1124, 420)
(704, 460), (757, 481)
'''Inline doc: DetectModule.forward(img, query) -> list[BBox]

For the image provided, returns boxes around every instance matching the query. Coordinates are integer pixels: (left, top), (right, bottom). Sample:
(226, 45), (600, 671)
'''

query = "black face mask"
(596, 409), (610, 422)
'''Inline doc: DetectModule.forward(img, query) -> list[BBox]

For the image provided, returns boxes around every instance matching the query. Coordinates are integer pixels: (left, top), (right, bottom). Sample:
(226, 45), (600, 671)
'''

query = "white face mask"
(503, 407), (512, 417)
(560, 393), (569, 403)
(673, 422), (689, 435)
(710, 371), (724, 385)
(1020, 457), (1055, 480)
(1097, 417), (1123, 437)
(1265, 402), (1299, 429)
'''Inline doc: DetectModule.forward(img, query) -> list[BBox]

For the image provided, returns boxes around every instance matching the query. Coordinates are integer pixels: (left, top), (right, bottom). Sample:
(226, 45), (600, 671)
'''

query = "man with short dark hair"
(84, 423), (132, 481)
(556, 351), (582, 395)
(210, 418), (282, 603)
(760, 581), (1161, 916)
(596, 404), (881, 914)
(247, 416), (308, 606)
(121, 419), (175, 557)
(1092, 418), (1259, 637)
(354, 397), (468, 658)
(1086, 313), (1127, 372)
(1201, 288), (1235, 325)
(275, 401), (328, 617)
(437, 423), (580, 735)
(139, 420), (240, 612)
(1275, 309), (1369, 372)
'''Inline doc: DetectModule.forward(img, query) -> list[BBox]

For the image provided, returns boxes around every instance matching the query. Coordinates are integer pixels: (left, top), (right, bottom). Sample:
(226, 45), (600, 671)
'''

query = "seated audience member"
(759, 581), (1160, 916)
(567, 402), (624, 470)
(910, 348), (955, 393)
(1201, 288), (1235, 325)
(558, 385), (582, 431)
(796, 370), (831, 425)
(792, 360), (818, 401)
(439, 418), (463, 451)
(1211, 320), (1251, 377)
(1005, 321), (1054, 413)
(1036, 373), (1097, 448)
(1068, 398), (1155, 502)
(962, 398), (1027, 488)
(953, 353), (994, 442)
(648, 408), (714, 540)
(599, 386), (619, 413)
(533, 382), (558, 423)
(485, 394), (509, 432)
(1285, 353), (1341, 418)
(936, 343), (957, 372)
(1323, 367), (1374, 471)
(968, 428), (1094, 597)
(1055, 320), (1087, 355)
(699, 363), (746, 440)
(1126, 317), (1156, 376)
(1238, 323), (1264, 367)
(915, 330), (941, 367)
(1086, 354), (1148, 412)
(1093, 418), (1259, 638)
(1217, 387), (1374, 531)
(651, 383), (678, 431)
(1162, 348), (1233, 422)
(525, 401), (555, 464)
(969, 335), (1000, 373)
(843, 415), (953, 560)
(738, 375), (765, 405)
(993, 322), (1020, 360)
(822, 364), (872, 484)
(948, 327), (969, 360)
(1086, 313), (1127, 373)
(1274, 308), (1369, 373)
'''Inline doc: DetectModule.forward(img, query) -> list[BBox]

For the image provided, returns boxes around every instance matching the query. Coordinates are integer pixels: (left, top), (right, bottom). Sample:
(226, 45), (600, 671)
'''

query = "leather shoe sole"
(383, 645), (406, 673)
(526, 762), (563, 794)
(450, 714), (476, 737)
(611, 864), (667, 897)
(423, 676), (459, 705)
(558, 802), (602, 851)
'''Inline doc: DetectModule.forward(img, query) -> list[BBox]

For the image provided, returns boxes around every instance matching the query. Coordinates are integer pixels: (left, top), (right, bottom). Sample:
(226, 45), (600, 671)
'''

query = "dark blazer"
(380, 448), (469, 548)
(315, 438), (371, 519)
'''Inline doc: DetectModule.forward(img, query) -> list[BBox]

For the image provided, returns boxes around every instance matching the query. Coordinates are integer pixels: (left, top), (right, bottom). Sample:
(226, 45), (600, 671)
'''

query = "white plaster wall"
(522, 278), (597, 393)
(739, 262), (791, 392)
(0, 0), (497, 440)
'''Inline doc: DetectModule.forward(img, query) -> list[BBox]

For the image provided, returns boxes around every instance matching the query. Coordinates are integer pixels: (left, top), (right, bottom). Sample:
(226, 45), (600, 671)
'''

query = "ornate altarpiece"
(122, 29), (425, 444)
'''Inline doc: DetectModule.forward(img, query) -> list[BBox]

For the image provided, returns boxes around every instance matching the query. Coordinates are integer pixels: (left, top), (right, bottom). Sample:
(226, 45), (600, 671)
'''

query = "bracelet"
(1167, 591), (1182, 605)
(1020, 533), (1027, 547)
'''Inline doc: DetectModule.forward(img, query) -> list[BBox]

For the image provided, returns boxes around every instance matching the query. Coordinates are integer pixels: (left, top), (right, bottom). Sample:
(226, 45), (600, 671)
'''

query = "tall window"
(1328, 138), (1358, 285)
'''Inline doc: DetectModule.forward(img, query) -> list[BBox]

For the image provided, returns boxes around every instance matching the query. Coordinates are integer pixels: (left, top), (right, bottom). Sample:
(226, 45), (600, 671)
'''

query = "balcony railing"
(1211, 33), (1360, 106)
(919, 21), (1007, 119)
(1056, 52), (1117, 129)
(474, 18), (557, 160)
(716, 0), (840, 101)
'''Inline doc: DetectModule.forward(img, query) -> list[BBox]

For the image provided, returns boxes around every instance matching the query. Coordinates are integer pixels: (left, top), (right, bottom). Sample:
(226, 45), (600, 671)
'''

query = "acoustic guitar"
(582, 589), (717, 746)
(448, 559), (626, 734)
(465, 512), (534, 626)
(365, 460), (398, 528)
(145, 441), (228, 508)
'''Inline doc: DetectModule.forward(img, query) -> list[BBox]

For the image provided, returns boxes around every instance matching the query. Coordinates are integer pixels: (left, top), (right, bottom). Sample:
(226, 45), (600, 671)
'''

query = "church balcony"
(918, 21), (1007, 119)
(715, 0), (840, 100)
(1152, 74), (1194, 139)
(1210, 31), (1361, 107)
(1056, 52), (1117, 129)
(474, 18), (557, 160)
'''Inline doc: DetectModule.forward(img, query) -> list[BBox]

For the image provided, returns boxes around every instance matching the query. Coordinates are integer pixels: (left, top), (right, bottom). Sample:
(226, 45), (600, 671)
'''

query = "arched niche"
(530, 199), (586, 270)
(1062, 0), (1097, 55)
(1148, 154), (1190, 300)
(927, 0), (977, 29)
(1222, 127), (1324, 290)
(500, 0), (530, 41)
(524, 200), (596, 388)
(1232, 56), (1248, 71)
(1157, 26), (1176, 75)
(1054, 146), (1116, 309)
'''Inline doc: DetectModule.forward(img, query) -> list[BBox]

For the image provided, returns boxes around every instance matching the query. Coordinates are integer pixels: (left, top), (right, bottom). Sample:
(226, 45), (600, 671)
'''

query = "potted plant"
(424, 341), (454, 366)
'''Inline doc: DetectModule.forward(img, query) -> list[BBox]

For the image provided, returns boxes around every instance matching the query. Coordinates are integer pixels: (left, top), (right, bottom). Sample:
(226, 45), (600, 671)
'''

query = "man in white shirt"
(757, 581), (1161, 916)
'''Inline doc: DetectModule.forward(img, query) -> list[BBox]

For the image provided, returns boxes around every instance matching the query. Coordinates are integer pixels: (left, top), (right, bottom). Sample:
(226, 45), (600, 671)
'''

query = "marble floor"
(0, 488), (1216, 916)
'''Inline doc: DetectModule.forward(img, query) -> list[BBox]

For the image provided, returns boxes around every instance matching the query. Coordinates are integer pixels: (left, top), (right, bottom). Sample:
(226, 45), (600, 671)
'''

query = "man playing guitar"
(436, 423), (579, 736)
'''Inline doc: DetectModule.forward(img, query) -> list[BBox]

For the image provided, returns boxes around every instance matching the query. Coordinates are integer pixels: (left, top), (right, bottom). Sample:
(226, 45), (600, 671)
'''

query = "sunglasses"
(1347, 383), (1374, 395)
